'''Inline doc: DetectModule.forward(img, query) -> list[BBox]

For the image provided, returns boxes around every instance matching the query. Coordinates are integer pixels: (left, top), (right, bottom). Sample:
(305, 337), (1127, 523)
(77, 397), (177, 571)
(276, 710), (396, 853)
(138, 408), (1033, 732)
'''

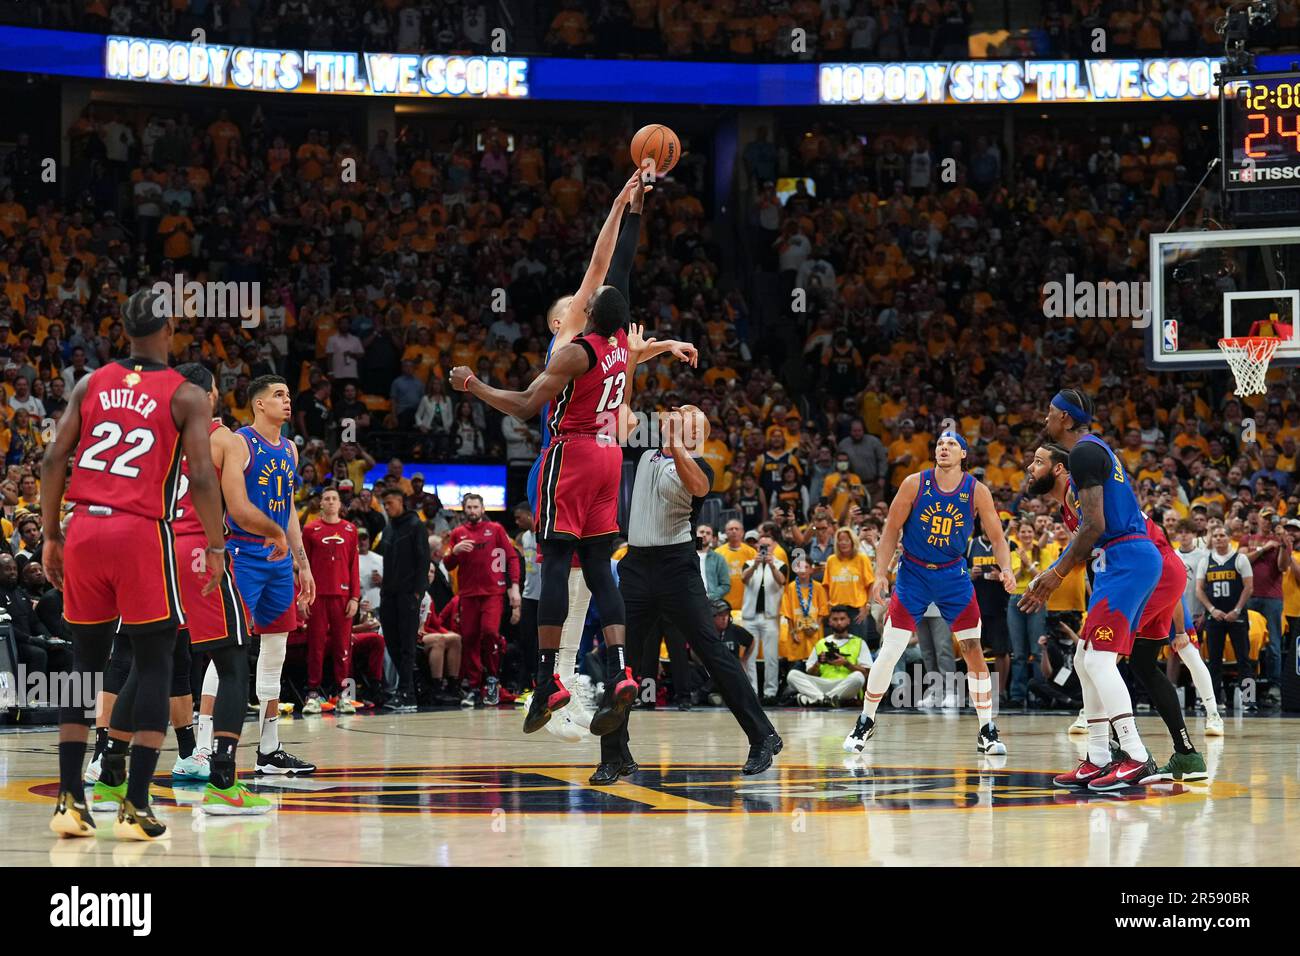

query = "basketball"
(630, 124), (680, 176)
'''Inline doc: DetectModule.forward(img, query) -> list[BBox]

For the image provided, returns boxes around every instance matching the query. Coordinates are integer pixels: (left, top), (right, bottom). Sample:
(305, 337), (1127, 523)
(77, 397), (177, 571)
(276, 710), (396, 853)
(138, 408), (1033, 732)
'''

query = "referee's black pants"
(601, 543), (774, 763)
(1204, 617), (1253, 706)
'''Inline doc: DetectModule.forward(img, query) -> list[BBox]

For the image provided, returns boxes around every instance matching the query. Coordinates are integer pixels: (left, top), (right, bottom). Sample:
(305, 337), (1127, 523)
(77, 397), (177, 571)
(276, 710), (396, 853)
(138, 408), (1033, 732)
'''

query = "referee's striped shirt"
(627, 448), (715, 547)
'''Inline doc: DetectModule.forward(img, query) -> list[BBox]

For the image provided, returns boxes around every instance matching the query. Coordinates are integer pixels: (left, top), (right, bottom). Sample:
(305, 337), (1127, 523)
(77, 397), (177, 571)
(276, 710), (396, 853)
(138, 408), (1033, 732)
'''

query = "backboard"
(1147, 226), (1300, 371)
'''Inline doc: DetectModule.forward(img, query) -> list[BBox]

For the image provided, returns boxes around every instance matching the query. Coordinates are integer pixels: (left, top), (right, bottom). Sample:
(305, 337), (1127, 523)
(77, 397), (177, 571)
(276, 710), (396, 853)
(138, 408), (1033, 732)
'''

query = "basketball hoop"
(1218, 336), (1280, 396)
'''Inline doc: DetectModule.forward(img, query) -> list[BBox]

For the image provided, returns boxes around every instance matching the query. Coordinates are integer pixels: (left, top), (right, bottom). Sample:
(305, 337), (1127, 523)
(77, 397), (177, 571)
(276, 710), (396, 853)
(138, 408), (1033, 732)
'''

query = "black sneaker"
(588, 761), (623, 785)
(255, 749), (317, 775)
(484, 677), (501, 707)
(976, 722), (1007, 755)
(523, 674), (571, 734)
(382, 693), (417, 713)
(741, 733), (784, 775)
(589, 667), (637, 736)
(842, 714), (875, 753)
(49, 790), (96, 838)
(459, 687), (479, 708)
(435, 681), (463, 706)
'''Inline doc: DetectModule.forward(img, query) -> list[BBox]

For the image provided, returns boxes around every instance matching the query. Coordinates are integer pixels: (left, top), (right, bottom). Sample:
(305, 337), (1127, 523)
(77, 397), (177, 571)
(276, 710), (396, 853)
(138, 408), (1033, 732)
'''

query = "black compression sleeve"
(1068, 440), (1112, 490)
(603, 212), (641, 300)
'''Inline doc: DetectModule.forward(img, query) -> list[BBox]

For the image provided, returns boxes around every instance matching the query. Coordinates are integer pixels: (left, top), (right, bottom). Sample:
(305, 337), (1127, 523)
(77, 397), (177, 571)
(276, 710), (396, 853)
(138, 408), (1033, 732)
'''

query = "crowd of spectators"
(0, 71), (1293, 715)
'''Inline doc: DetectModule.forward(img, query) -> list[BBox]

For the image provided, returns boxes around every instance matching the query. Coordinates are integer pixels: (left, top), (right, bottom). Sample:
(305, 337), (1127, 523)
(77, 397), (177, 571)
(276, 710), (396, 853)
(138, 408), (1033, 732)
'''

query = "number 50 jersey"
(65, 358), (187, 520)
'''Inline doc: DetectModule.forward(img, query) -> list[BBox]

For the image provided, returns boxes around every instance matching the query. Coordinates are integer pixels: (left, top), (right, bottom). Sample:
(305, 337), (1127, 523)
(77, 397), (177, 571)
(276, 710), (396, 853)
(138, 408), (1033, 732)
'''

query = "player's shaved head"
(676, 404), (709, 451)
(589, 285), (629, 336)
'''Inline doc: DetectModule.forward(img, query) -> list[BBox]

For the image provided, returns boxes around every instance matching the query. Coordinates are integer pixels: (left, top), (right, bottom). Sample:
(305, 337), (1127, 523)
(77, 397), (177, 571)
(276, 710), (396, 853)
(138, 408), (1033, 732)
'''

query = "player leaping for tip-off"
(844, 430), (1016, 757)
(451, 170), (695, 740)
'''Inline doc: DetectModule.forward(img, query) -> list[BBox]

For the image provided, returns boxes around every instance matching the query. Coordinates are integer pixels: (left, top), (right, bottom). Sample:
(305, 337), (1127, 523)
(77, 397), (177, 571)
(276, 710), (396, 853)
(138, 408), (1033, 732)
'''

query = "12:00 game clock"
(1222, 71), (1300, 190)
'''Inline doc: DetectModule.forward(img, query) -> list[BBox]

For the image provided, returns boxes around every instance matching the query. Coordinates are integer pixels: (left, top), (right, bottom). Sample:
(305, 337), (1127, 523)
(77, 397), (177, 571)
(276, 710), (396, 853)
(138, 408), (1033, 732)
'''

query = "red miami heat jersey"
(173, 419), (225, 537)
(66, 358), (186, 521)
(547, 328), (629, 437)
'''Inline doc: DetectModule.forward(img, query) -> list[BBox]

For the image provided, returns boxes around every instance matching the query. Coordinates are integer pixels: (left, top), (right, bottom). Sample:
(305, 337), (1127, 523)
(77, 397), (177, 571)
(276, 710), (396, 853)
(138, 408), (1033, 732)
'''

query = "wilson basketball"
(630, 124), (680, 176)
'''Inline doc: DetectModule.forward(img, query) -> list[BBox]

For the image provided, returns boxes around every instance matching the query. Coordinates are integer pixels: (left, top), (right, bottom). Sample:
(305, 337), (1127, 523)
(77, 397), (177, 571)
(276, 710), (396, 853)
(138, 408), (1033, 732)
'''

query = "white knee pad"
(257, 632), (288, 703)
(876, 624), (912, 669)
(202, 659), (220, 698)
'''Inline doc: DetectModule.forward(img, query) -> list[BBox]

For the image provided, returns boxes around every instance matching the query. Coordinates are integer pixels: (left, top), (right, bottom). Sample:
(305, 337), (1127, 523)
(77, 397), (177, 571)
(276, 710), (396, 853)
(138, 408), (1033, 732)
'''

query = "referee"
(592, 406), (782, 784)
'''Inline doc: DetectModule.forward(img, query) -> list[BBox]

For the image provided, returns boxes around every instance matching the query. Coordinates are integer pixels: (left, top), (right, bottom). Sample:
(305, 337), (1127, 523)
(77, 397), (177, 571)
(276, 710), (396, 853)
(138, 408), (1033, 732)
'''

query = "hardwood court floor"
(1, 707), (1297, 867)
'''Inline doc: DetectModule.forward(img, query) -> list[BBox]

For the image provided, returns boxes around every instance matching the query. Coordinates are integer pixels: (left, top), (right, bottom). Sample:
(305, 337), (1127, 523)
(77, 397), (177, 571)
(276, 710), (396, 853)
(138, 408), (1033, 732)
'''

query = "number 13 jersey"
(547, 328), (628, 437)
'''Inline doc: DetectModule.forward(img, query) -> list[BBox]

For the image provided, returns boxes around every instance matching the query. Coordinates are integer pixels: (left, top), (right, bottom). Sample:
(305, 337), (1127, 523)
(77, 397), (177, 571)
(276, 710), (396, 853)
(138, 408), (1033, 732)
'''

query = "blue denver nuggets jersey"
(1065, 434), (1147, 546)
(227, 425), (295, 543)
(901, 469), (976, 565)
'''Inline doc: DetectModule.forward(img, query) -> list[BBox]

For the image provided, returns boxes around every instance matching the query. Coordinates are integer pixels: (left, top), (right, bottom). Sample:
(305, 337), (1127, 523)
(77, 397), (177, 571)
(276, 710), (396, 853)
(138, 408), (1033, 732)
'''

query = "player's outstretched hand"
(267, 527), (289, 562)
(670, 341), (698, 367)
(449, 366), (474, 392)
(44, 536), (64, 590)
(621, 168), (653, 208)
(627, 322), (656, 355)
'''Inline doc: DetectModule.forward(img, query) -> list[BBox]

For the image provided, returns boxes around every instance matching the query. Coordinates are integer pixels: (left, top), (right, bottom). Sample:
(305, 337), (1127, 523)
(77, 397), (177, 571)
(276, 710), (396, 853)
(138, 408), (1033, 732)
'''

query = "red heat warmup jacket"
(443, 520), (520, 597)
(302, 518), (361, 599)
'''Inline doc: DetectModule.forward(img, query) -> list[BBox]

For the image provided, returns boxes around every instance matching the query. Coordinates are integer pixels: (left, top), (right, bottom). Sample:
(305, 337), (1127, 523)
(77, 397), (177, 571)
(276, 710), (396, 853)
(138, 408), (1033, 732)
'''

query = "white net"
(1218, 336), (1280, 397)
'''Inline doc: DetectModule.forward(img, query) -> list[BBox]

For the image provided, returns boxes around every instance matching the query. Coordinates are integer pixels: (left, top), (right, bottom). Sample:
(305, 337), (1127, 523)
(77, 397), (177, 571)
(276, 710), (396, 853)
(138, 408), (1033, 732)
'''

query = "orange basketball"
(630, 124), (681, 176)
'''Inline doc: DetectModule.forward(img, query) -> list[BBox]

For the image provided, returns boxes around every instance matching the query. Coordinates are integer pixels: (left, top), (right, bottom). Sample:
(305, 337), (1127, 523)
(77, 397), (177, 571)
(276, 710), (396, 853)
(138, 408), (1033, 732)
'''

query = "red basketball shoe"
(1088, 754), (1157, 791)
(1053, 759), (1107, 788)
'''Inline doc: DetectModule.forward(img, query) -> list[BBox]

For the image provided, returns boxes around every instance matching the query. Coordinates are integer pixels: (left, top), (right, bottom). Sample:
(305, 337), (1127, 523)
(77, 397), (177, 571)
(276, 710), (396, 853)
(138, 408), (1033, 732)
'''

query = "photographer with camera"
(741, 532), (787, 702)
(786, 606), (871, 706)
(1029, 615), (1083, 708)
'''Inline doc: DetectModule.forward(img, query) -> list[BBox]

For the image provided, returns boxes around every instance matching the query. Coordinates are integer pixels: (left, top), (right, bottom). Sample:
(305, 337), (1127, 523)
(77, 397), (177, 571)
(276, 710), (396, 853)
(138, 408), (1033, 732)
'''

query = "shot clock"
(1221, 71), (1300, 191)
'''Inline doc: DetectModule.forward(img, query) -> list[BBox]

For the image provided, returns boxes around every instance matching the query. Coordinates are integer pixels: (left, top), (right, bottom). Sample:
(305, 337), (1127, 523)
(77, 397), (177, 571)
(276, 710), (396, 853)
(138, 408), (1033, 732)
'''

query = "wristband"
(1049, 565), (1065, 582)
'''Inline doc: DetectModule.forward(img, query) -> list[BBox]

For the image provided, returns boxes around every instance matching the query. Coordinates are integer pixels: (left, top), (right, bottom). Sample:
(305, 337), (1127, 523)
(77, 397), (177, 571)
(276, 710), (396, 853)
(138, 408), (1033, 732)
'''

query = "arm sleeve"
(603, 212), (642, 300)
(1067, 440), (1112, 491)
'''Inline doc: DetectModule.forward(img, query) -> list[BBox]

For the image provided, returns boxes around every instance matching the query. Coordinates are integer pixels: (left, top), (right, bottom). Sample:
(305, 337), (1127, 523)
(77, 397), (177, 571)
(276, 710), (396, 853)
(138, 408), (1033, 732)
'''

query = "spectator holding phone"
(741, 532), (787, 702)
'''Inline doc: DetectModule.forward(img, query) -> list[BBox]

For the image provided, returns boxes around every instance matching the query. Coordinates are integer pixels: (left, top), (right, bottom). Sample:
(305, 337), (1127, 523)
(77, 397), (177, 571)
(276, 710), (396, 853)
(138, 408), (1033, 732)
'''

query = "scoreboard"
(1221, 71), (1300, 191)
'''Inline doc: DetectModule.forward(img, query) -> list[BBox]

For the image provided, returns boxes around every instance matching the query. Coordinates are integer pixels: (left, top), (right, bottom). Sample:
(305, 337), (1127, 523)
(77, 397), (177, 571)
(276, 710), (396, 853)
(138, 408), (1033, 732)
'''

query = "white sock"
(1112, 715), (1148, 762)
(1087, 719), (1112, 766)
(1075, 649), (1111, 765)
(196, 714), (214, 754)
(1177, 641), (1218, 716)
(1083, 645), (1148, 760)
(862, 624), (910, 719)
(260, 714), (280, 754)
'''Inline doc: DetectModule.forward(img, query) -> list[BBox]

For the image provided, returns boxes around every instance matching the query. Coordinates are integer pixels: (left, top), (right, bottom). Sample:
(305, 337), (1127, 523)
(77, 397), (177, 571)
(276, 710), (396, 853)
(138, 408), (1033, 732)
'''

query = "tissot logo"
(1230, 165), (1300, 181)
(49, 886), (152, 936)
